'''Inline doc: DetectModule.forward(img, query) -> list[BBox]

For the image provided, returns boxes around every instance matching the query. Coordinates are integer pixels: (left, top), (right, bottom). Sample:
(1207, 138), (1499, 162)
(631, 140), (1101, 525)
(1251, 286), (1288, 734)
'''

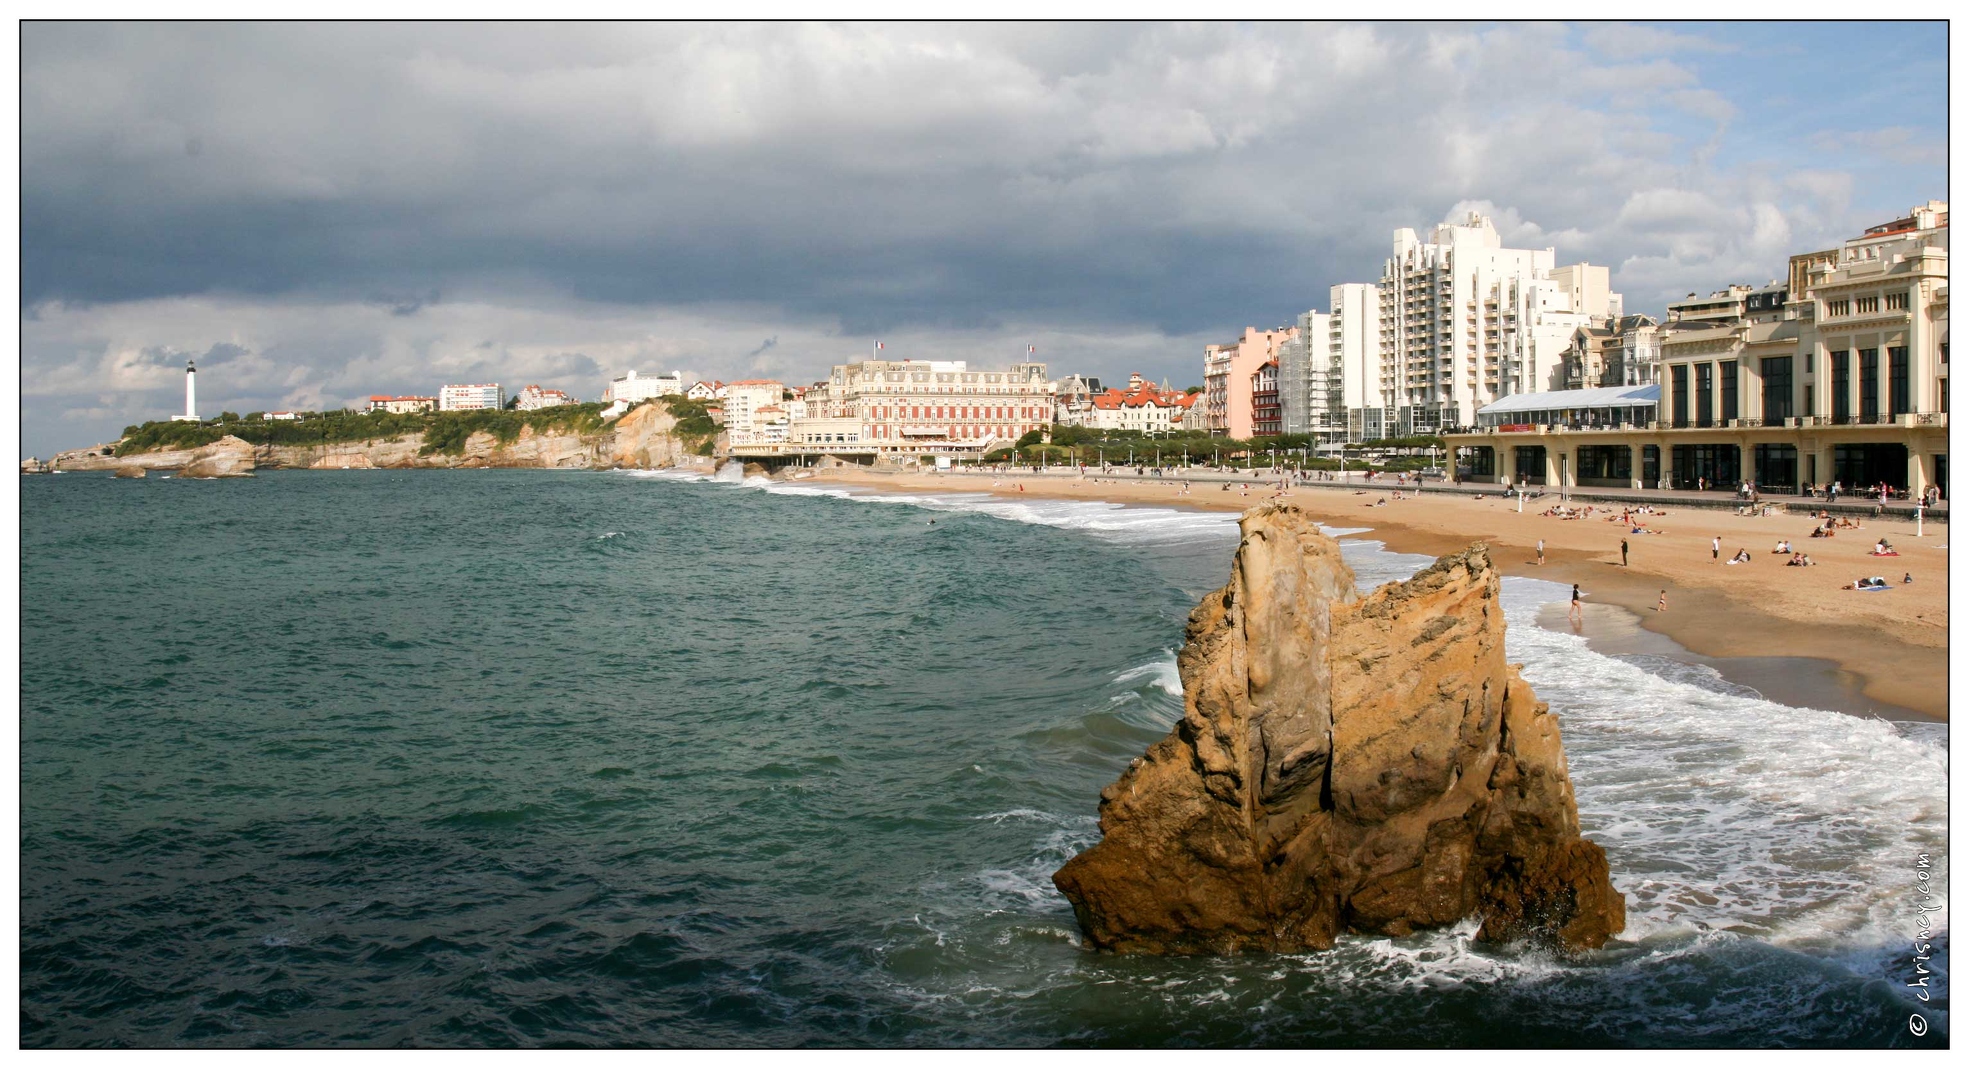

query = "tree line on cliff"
(115, 396), (721, 458)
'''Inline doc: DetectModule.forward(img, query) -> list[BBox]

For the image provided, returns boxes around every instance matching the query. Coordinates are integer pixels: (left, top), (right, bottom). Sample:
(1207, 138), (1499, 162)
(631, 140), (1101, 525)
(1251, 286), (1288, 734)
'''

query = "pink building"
(1204, 326), (1298, 439)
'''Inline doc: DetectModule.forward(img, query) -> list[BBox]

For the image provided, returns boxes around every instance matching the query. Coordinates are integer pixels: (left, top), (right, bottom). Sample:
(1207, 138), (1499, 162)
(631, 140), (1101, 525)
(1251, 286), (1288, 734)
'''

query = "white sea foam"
(1113, 651), (1182, 697)
(635, 466), (1950, 1010)
(922, 491), (1947, 1014)
(617, 468), (710, 483)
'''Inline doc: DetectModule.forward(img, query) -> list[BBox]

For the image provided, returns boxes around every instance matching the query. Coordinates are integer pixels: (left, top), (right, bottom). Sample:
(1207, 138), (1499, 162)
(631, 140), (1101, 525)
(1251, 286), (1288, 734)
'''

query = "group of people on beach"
(1809, 513), (1863, 538)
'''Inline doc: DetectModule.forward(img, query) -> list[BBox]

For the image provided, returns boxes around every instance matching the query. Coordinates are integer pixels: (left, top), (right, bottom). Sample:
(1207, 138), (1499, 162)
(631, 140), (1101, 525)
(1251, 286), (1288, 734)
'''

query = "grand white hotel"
(727, 357), (1055, 461)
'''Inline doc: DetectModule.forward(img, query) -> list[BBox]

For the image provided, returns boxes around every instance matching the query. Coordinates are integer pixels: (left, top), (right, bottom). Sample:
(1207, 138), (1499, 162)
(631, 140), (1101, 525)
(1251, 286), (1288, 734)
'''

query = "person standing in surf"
(1570, 584), (1583, 623)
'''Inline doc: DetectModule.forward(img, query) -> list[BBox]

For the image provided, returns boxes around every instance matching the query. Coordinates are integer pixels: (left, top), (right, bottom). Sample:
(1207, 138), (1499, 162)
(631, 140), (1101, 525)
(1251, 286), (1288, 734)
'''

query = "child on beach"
(1657, 590), (1667, 612)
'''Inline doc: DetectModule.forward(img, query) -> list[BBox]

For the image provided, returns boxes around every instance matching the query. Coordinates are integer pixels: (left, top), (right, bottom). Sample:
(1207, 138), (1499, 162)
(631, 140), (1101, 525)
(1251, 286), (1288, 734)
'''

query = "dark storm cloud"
(18, 21), (1946, 456)
(18, 22), (1756, 330)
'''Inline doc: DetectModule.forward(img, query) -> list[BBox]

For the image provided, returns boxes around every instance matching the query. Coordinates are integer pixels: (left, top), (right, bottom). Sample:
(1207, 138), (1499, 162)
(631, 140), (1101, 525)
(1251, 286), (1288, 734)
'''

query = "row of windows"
(871, 406), (1042, 420)
(1825, 291), (1911, 317)
(1673, 348), (1922, 424)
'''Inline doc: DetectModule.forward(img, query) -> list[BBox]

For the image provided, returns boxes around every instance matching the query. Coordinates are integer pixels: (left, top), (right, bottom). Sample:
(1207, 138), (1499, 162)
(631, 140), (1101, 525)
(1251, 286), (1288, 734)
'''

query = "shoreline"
(804, 466), (1949, 721)
(1532, 601), (1937, 725)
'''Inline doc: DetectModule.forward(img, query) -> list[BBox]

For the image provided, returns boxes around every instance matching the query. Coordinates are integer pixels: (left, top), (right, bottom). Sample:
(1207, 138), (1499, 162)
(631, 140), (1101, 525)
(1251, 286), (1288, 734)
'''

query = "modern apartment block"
(1277, 283), (1385, 444)
(1274, 311), (1327, 439)
(723, 380), (787, 445)
(438, 383), (502, 411)
(1378, 212), (1618, 436)
(1446, 201), (1949, 497)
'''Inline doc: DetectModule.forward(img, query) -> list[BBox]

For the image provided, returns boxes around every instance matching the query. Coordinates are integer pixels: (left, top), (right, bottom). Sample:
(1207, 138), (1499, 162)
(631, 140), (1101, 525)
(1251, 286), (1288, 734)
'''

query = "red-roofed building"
(513, 385), (576, 411)
(1081, 375), (1197, 434)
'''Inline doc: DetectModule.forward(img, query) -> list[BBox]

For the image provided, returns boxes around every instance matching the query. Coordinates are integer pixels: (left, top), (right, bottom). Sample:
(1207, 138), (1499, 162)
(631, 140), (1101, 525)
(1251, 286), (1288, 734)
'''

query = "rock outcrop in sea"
(1053, 503), (1624, 954)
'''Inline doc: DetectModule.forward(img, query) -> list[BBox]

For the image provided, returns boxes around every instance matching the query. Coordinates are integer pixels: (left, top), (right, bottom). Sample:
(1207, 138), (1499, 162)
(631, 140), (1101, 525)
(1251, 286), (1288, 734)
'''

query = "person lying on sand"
(1727, 549), (1752, 564)
(1846, 576), (1890, 590)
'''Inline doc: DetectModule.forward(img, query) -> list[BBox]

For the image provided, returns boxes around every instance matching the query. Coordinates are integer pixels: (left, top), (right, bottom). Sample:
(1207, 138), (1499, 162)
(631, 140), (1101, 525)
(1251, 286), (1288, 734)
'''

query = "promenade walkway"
(967, 464), (1949, 521)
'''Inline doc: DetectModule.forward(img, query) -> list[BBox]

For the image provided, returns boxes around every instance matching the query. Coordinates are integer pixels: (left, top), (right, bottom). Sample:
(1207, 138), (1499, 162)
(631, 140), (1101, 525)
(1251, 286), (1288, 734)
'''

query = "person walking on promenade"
(1657, 589), (1668, 612)
(1712, 535), (1721, 562)
(1621, 538), (1629, 567)
(1536, 538), (1546, 566)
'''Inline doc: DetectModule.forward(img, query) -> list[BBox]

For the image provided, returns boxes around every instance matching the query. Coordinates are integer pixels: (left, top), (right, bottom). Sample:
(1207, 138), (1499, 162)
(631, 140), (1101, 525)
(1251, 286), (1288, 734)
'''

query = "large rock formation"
(1053, 503), (1623, 954)
(310, 451), (377, 469)
(178, 436), (257, 478)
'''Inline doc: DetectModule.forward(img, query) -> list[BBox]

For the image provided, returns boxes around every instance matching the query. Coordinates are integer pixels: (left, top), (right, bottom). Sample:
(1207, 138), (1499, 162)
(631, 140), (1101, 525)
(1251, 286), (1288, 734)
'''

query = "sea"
(18, 466), (1949, 1047)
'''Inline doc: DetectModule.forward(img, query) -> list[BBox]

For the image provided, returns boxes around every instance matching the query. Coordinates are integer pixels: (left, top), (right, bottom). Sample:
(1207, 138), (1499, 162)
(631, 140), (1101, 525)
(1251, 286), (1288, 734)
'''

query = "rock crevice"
(1053, 503), (1624, 954)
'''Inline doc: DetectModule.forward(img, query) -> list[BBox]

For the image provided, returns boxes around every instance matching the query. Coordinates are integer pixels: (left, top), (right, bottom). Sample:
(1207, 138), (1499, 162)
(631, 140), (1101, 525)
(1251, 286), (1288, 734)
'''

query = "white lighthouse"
(173, 358), (199, 422)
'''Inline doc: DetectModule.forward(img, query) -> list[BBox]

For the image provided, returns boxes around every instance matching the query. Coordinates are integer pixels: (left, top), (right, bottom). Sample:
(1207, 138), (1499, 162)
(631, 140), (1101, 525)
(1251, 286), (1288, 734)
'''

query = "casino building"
(1445, 202), (1948, 498)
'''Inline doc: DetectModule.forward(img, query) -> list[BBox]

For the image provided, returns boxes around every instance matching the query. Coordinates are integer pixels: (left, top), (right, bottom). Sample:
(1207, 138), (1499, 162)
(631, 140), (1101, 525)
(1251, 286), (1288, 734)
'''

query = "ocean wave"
(628, 469), (1946, 1025)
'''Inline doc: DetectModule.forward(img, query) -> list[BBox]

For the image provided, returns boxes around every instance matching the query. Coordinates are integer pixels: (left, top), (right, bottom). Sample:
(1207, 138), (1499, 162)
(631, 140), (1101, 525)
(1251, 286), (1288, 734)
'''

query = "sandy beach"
(809, 466), (1949, 720)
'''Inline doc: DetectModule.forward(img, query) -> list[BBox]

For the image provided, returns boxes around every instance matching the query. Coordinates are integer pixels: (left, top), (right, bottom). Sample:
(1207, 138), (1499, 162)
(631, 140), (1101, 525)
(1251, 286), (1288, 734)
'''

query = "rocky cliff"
(48, 402), (695, 473)
(1053, 503), (1624, 954)
(179, 435), (257, 477)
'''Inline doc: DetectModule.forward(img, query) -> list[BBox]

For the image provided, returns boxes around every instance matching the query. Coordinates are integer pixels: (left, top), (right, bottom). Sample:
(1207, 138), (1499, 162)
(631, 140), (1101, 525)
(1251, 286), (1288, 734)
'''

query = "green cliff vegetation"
(662, 396), (720, 455)
(116, 404), (616, 458)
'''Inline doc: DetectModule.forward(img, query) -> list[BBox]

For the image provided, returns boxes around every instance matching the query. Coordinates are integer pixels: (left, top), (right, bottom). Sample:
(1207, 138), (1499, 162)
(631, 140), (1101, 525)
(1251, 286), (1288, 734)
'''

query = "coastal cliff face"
(49, 402), (694, 472)
(1052, 503), (1624, 954)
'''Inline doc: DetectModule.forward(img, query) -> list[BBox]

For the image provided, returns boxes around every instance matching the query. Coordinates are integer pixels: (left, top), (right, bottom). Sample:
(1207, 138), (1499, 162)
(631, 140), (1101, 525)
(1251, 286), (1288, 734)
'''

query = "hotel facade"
(730, 357), (1055, 459)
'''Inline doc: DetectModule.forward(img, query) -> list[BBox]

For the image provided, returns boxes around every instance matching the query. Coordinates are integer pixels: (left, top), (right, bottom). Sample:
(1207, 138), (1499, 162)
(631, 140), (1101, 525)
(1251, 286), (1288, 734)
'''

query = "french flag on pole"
(1028, 345), (1036, 354)
(876, 341), (884, 350)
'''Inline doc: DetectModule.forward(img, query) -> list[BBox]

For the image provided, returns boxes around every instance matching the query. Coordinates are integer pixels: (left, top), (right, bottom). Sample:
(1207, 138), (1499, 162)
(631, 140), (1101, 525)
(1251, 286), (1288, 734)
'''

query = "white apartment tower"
(1327, 282), (1384, 441)
(1378, 212), (1618, 435)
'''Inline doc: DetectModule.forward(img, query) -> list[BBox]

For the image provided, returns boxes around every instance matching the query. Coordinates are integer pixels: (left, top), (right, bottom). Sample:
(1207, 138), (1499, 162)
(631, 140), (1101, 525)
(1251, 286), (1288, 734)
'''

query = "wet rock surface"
(1054, 503), (1624, 954)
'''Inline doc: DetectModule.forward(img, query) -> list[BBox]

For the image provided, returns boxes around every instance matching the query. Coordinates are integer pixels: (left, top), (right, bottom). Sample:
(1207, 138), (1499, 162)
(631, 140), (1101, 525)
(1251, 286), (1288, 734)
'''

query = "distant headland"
(23, 397), (719, 476)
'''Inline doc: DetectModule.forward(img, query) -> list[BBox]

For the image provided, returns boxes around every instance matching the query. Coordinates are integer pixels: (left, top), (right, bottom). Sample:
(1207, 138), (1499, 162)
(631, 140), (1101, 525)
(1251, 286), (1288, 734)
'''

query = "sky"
(18, 20), (1948, 456)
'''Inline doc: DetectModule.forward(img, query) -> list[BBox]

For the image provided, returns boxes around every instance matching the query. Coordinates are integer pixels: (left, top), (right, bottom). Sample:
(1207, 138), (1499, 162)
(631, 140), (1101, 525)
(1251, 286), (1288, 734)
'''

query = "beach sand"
(807, 466), (1949, 720)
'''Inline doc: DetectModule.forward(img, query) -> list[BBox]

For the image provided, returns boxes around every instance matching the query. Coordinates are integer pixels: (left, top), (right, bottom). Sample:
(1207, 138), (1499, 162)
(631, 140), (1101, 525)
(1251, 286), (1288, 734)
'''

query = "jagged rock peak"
(1053, 503), (1623, 955)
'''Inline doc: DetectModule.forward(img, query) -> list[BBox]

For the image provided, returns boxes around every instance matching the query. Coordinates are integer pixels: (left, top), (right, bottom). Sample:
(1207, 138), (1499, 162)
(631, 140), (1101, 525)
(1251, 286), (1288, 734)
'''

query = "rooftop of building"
(1477, 383), (1660, 417)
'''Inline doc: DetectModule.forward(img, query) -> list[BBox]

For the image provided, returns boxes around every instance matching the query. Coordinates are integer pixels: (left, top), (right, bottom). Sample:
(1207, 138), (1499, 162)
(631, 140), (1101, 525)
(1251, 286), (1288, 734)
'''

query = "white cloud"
(1581, 23), (1738, 57)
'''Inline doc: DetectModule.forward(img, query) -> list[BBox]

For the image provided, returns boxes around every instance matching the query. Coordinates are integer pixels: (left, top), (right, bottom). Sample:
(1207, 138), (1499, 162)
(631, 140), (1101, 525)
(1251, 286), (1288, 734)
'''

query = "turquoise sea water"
(19, 469), (1948, 1046)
